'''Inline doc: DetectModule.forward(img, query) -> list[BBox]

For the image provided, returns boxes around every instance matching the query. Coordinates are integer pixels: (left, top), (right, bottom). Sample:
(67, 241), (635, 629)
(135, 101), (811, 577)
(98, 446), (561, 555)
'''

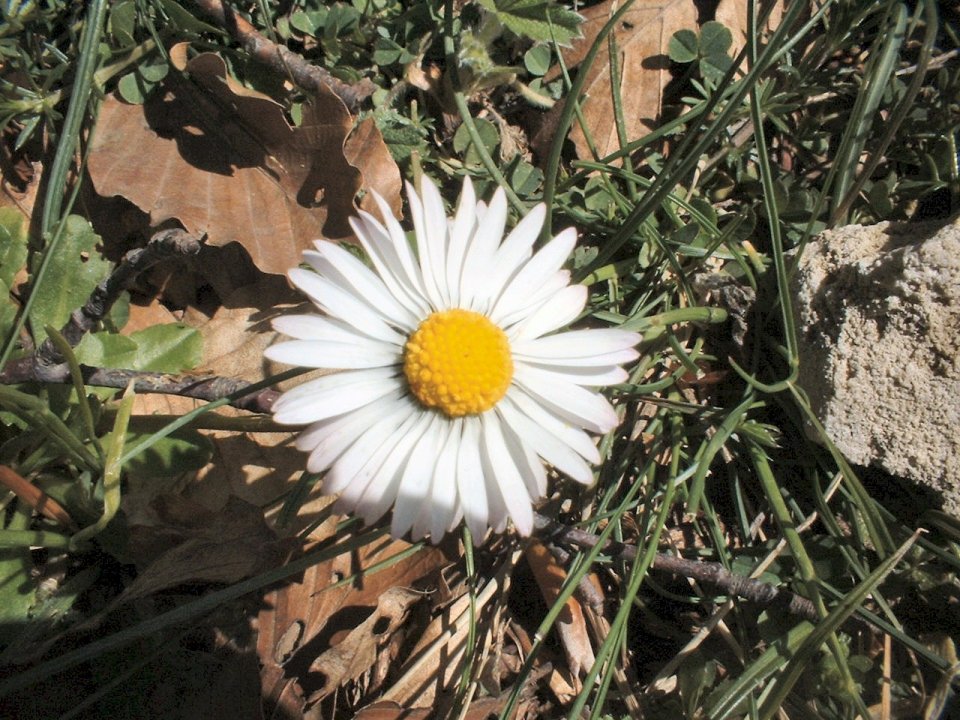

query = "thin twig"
(189, 0), (375, 111)
(0, 363), (278, 413)
(533, 513), (822, 623)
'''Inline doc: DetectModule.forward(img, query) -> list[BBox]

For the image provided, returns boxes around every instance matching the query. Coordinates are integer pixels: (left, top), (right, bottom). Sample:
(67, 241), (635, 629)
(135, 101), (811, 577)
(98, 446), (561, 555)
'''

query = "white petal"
(513, 328), (641, 359)
(506, 388), (601, 463)
(265, 340), (398, 369)
(406, 180), (448, 310)
(332, 418), (412, 520)
(496, 271), (571, 329)
(295, 391), (406, 473)
(371, 190), (432, 307)
(480, 414), (534, 536)
(272, 314), (398, 348)
(514, 348), (640, 368)
(498, 394), (596, 485)
(517, 362), (629, 386)
(446, 177), (478, 307)
(415, 418), (460, 542)
(351, 213), (430, 318)
(483, 203), (545, 304)
(391, 414), (445, 538)
(449, 504), (465, 534)
(323, 400), (419, 497)
(499, 415), (548, 498)
(306, 242), (419, 330)
(508, 284), (587, 341)
(490, 227), (577, 323)
(513, 365), (619, 434)
(461, 187), (508, 312)
(272, 368), (401, 425)
(354, 410), (435, 525)
(456, 417), (489, 541)
(288, 268), (404, 344)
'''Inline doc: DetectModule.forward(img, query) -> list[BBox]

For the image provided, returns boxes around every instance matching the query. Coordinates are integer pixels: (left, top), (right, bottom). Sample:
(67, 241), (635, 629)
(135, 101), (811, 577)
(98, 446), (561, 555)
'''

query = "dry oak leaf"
(172, 279), (333, 530)
(306, 586), (424, 704)
(117, 494), (283, 601)
(714, 0), (786, 56)
(87, 48), (401, 276)
(525, 540), (596, 683)
(549, 0), (698, 160)
(256, 536), (448, 720)
(355, 697), (517, 720)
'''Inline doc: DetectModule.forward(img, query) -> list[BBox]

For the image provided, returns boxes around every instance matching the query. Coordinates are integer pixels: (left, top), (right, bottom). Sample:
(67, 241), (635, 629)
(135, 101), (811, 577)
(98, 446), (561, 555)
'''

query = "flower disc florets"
(404, 309), (513, 417)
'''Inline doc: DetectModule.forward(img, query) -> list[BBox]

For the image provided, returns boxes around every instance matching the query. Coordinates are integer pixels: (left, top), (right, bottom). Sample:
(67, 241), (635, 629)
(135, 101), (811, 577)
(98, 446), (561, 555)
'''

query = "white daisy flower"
(266, 176), (640, 543)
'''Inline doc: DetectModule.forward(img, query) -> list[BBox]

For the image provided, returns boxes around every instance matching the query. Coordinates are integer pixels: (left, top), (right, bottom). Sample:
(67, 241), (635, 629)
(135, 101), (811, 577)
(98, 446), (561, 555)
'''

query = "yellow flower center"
(403, 309), (513, 417)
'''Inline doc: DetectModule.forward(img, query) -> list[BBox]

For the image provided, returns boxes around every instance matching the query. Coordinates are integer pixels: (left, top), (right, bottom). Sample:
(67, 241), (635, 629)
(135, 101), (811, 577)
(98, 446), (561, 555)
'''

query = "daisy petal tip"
(262, 344), (288, 365)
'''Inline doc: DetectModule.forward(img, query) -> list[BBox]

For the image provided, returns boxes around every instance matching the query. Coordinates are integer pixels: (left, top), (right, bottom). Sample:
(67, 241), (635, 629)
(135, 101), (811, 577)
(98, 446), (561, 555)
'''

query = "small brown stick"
(0, 363), (279, 413)
(189, 0), (375, 111)
(533, 513), (822, 624)
(0, 227), (279, 413)
(0, 464), (75, 528)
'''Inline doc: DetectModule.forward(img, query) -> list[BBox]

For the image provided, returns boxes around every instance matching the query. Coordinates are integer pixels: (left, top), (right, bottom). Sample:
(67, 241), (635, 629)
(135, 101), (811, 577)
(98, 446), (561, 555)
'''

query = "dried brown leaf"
(118, 494), (282, 599)
(354, 696), (514, 720)
(714, 0), (786, 56)
(88, 49), (401, 276)
(552, 0), (698, 159)
(353, 701), (432, 720)
(306, 587), (424, 703)
(256, 538), (448, 720)
(525, 541), (596, 683)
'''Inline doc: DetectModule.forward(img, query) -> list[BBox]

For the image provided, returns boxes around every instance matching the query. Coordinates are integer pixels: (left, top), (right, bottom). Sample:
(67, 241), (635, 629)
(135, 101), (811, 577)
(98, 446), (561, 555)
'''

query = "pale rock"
(792, 216), (960, 514)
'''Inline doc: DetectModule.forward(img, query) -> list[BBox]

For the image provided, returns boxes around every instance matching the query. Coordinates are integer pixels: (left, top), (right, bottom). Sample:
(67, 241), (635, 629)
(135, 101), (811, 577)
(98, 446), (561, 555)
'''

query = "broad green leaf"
(668, 29), (699, 63)
(523, 44), (552, 76)
(0, 279), (16, 342)
(75, 333), (138, 369)
(138, 60), (169, 84)
(509, 158), (544, 196)
(108, 0), (136, 46)
(290, 9), (327, 35)
(28, 217), (113, 346)
(117, 72), (150, 104)
(453, 118), (500, 165)
(0, 208), (28, 289)
(122, 324), (201, 372)
(157, 0), (221, 33)
(476, 0), (583, 46)
(701, 53), (734, 84)
(75, 324), (201, 373)
(0, 504), (37, 648)
(0, 566), (99, 660)
(699, 21), (733, 58)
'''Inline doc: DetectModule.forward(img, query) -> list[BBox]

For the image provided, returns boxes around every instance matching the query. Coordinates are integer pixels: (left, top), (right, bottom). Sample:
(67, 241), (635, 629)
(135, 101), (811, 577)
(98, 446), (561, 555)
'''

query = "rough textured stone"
(792, 216), (960, 514)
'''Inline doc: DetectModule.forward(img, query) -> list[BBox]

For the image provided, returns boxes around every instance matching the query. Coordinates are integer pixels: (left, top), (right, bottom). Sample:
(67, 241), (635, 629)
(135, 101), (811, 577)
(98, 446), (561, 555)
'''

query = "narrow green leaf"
(0, 503), (37, 648)
(758, 531), (921, 718)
